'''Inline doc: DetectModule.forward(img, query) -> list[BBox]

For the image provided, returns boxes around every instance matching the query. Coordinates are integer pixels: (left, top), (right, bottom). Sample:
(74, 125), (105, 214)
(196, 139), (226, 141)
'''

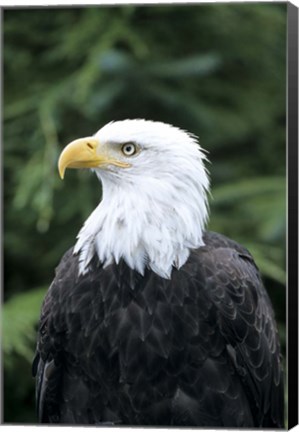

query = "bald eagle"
(33, 119), (284, 427)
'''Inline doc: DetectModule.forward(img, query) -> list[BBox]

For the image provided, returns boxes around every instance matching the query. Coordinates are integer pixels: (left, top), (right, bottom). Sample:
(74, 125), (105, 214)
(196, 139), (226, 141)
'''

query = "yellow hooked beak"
(58, 137), (130, 179)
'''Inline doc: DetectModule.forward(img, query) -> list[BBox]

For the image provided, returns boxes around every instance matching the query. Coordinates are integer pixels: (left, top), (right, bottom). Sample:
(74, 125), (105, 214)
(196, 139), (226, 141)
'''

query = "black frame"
(287, 2), (299, 429)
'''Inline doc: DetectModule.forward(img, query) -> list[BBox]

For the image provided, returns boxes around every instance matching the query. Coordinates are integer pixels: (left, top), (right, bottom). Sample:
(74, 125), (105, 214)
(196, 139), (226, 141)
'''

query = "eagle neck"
(74, 171), (208, 279)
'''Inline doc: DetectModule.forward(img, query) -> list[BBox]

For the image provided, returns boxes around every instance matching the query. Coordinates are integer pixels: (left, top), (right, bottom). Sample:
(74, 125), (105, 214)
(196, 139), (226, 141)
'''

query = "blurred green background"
(3, 3), (286, 424)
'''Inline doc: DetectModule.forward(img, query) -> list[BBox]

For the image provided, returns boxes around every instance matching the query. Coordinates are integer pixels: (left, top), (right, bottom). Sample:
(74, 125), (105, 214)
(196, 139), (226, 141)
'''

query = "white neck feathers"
(73, 120), (209, 279)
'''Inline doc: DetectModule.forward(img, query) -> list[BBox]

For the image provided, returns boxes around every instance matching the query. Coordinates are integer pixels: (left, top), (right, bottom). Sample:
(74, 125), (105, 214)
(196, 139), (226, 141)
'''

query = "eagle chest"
(61, 265), (212, 395)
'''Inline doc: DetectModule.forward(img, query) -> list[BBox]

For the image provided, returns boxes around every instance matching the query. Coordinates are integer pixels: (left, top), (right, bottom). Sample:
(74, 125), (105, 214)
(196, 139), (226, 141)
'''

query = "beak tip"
(58, 163), (65, 180)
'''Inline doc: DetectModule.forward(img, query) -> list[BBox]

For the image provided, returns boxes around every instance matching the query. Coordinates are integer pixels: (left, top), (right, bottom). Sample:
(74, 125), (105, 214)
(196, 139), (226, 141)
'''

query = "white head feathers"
(73, 119), (210, 279)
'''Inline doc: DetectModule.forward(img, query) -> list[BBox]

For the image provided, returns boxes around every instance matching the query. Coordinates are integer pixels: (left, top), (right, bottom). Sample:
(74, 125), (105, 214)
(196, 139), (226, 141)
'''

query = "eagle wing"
(192, 241), (284, 427)
(32, 249), (73, 423)
(187, 232), (284, 427)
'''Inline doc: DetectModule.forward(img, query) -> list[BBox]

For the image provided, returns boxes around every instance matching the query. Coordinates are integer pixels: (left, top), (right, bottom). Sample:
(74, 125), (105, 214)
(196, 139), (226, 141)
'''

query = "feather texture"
(33, 231), (284, 427)
(74, 120), (209, 278)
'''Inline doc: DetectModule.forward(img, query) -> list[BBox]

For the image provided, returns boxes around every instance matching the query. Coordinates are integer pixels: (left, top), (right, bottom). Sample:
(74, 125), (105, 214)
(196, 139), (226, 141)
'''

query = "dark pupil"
(126, 145), (132, 153)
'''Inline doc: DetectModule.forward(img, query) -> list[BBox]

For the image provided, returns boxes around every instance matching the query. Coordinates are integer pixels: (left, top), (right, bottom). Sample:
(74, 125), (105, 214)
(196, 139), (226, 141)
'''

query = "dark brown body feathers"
(33, 231), (284, 427)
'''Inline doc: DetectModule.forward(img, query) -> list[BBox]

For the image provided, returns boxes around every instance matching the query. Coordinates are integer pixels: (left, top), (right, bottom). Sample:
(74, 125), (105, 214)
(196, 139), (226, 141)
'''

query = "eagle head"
(58, 119), (210, 278)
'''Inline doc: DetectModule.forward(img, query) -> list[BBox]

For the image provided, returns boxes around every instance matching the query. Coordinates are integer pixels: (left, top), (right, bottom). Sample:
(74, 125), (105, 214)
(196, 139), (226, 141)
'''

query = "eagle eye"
(121, 143), (137, 156)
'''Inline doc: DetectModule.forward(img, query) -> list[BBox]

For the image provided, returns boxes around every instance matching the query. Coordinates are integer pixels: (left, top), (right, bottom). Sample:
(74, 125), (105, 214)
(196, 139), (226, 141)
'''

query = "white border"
(1, 1), (297, 431)
(0, 0), (298, 8)
(0, 427), (289, 432)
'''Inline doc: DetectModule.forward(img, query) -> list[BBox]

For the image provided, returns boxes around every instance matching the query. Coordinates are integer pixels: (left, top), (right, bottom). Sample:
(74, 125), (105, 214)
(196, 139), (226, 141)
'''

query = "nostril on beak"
(87, 142), (95, 150)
